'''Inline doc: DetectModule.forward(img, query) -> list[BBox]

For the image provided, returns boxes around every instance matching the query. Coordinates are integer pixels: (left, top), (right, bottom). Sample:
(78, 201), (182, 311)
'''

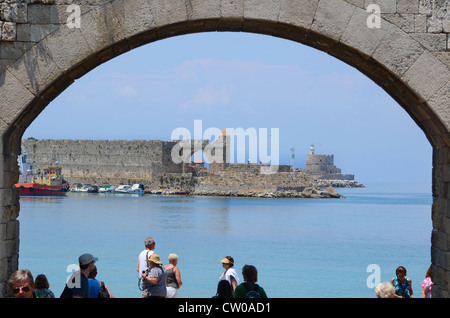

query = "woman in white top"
(219, 256), (240, 294)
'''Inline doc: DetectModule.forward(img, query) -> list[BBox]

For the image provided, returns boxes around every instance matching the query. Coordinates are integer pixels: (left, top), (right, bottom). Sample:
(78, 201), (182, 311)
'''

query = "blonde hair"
(168, 253), (179, 263)
(375, 282), (395, 298)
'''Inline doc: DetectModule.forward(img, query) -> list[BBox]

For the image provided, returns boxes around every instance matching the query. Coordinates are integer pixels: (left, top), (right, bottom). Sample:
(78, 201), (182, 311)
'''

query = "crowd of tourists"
(7, 236), (268, 298)
(7, 236), (433, 298)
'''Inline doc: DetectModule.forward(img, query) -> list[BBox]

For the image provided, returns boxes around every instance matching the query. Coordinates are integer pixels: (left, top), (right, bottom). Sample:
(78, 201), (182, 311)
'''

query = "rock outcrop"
(192, 186), (344, 199)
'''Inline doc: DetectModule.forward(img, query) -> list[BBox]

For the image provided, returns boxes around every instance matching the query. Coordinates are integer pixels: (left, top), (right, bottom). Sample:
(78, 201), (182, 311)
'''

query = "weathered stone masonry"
(0, 0), (449, 297)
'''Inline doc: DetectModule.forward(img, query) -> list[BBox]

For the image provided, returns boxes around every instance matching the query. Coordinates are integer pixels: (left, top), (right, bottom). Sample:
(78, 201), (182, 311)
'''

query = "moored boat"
(70, 183), (84, 192)
(70, 184), (99, 193)
(114, 185), (131, 193)
(99, 185), (114, 193)
(14, 152), (70, 196)
(128, 183), (145, 195)
(86, 185), (99, 193)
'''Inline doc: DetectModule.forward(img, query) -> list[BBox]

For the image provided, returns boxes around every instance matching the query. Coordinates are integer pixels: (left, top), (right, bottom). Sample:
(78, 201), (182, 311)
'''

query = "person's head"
(168, 253), (179, 265)
(79, 253), (98, 274)
(375, 282), (395, 298)
(221, 256), (234, 270)
(242, 264), (258, 283)
(395, 266), (407, 281)
(34, 274), (50, 290)
(9, 270), (35, 298)
(88, 265), (98, 279)
(145, 237), (155, 250)
(425, 265), (432, 279)
(147, 253), (162, 268)
(216, 279), (233, 298)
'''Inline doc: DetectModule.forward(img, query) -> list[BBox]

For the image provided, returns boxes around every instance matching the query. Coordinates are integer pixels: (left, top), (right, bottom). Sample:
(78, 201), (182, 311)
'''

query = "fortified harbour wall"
(21, 139), (363, 197)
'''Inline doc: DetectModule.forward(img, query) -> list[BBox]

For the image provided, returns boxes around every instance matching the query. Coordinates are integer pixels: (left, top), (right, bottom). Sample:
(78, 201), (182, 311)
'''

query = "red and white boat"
(14, 152), (70, 196)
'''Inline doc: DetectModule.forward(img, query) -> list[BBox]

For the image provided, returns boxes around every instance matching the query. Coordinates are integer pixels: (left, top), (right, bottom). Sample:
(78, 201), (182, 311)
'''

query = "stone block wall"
(299, 153), (355, 181)
(21, 138), (186, 186)
(196, 168), (312, 190)
(0, 150), (20, 297)
(306, 154), (341, 174)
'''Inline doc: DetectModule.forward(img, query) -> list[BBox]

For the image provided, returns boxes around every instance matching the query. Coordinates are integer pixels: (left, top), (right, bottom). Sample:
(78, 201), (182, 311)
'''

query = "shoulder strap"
(43, 290), (52, 298)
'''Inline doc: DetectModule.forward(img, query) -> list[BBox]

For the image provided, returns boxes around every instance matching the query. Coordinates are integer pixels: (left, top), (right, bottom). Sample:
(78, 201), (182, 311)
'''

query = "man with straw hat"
(141, 254), (166, 298)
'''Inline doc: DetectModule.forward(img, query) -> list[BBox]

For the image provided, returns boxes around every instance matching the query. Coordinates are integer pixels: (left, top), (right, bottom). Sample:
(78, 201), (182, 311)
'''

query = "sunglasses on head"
(13, 285), (30, 294)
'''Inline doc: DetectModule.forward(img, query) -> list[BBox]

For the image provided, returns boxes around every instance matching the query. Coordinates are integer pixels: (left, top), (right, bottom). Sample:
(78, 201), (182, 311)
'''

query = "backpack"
(59, 285), (73, 298)
(98, 281), (110, 298)
(243, 283), (260, 298)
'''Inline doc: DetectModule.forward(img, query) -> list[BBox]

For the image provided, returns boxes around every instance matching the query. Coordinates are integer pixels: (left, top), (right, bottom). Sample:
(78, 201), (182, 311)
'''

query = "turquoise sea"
(17, 182), (432, 298)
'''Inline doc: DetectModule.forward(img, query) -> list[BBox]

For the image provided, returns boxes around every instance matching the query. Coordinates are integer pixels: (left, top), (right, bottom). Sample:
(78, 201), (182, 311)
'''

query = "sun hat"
(221, 257), (234, 265)
(79, 253), (98, 265)
(147, 253), (162, 265)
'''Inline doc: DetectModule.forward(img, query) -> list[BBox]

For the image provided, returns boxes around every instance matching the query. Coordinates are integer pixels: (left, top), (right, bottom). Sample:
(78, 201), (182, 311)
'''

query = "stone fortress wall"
(21, 138), (188, 187)
(21, 138), (362, 192)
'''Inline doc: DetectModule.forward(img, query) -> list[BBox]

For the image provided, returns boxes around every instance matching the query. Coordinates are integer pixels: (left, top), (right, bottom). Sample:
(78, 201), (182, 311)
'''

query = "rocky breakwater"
(313, 179), (365, 188)
(192, 186), (344, 199)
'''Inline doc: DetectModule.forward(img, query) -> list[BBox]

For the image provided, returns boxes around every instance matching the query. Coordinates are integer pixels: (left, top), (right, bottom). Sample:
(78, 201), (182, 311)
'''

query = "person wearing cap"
(141, 253), (166, 298)
(219, 256), (240, 294)
(138, 237), (156, 274)
(60, 253), (98, 298)
(137, 237), (156, 292)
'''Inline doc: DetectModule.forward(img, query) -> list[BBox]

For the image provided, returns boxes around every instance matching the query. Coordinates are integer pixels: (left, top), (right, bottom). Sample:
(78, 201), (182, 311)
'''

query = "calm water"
(17, 182), (432, 298)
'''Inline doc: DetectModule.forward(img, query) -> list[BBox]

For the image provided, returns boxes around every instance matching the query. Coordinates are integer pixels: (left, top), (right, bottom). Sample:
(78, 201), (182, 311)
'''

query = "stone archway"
(0, 0), (449, 297)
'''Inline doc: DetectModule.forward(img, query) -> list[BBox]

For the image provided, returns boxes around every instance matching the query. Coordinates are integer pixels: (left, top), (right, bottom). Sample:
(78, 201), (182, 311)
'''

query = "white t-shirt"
(220, 267), (240, 286)
(138, 249), (154, 276)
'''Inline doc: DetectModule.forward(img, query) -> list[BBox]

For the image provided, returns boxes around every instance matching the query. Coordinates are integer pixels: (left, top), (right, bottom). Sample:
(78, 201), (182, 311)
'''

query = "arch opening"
(16, 31), (433, 298)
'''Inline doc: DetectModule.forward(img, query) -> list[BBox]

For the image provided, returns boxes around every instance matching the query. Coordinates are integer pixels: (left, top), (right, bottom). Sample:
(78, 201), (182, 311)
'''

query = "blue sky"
(23, 32), (432, 185)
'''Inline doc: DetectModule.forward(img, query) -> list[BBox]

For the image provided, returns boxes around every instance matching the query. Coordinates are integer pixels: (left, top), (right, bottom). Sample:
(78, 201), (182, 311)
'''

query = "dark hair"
(395, 266), (407, 276)
(242, 265), (258, 283)
(79, 263), (90, 270)
(88, 265), (98, 279)
(215, 280), (233, 298)
(35, 274), (50, 289)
